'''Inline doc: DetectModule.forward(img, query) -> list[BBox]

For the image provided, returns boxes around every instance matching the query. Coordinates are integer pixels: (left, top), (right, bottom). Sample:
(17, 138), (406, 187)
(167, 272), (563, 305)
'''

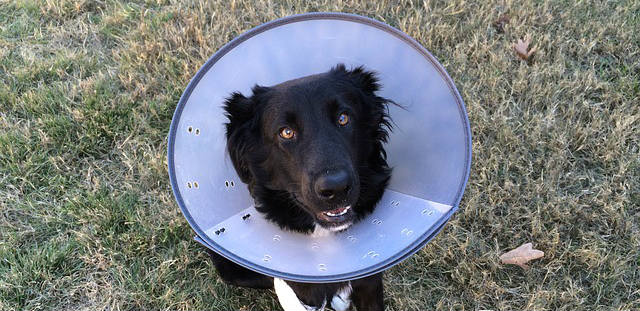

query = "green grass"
(1, 0), (638, 310)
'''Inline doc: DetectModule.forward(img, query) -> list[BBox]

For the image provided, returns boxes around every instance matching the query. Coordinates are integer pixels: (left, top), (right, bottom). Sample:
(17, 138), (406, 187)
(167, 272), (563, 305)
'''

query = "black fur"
(212, 64), (392, 310)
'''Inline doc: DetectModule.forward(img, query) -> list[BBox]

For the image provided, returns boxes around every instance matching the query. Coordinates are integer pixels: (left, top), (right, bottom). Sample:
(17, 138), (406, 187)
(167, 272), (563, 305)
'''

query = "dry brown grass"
(1, 0), (638, 310)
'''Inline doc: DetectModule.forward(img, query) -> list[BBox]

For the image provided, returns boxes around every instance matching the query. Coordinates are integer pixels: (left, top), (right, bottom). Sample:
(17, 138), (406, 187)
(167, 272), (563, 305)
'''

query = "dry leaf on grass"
(500, 242), (544, 269)
(513, 35), (537, 61)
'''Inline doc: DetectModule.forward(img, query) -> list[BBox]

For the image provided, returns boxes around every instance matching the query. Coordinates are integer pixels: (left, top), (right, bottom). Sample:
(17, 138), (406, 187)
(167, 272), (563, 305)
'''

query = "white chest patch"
(274, 278), (352, 311)
(310, 225), (332, 238)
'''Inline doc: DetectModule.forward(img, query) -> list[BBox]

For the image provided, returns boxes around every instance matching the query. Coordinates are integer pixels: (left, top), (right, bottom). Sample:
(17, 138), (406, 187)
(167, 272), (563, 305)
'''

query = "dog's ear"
(331, 63), (381, 95)
(223, 91), (259, 183)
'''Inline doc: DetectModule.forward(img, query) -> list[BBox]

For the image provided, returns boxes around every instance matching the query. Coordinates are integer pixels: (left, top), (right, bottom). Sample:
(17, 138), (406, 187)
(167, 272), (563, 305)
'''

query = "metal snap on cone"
(168, 12), (471, 283)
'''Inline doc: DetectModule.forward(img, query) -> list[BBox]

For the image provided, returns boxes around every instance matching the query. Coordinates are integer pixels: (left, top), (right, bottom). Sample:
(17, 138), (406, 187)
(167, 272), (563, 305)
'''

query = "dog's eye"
(338, 112), (349, 126)
(279, 127), (295, 139)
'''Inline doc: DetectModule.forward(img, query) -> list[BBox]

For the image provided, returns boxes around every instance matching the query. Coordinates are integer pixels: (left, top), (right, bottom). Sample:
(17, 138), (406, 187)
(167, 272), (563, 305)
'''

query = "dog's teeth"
(325, 206), (350, 217)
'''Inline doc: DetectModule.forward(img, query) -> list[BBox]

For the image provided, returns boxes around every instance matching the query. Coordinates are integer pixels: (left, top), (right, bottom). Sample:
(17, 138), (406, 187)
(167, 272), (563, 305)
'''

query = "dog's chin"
(316, 220), (353, 232)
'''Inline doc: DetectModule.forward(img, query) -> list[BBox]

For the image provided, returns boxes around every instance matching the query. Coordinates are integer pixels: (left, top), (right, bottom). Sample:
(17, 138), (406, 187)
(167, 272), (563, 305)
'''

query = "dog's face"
(224, 65), (391, 232)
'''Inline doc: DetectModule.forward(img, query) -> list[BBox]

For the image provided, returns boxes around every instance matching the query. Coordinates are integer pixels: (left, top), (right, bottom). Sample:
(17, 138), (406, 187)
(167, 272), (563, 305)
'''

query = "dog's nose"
(315, 170), (352, 201)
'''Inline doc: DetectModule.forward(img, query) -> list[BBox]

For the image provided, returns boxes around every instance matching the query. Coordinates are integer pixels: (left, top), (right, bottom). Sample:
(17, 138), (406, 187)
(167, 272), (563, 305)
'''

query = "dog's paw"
(330, 283), (352, 311)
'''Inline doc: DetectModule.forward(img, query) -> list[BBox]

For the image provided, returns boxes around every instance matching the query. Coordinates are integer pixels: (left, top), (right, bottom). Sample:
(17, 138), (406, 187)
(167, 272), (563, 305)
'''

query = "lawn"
(1, 0), (638, 310)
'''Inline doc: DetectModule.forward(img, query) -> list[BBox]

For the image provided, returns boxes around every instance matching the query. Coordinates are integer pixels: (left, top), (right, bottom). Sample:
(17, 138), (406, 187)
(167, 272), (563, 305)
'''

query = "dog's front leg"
(351, 273), (384, 311)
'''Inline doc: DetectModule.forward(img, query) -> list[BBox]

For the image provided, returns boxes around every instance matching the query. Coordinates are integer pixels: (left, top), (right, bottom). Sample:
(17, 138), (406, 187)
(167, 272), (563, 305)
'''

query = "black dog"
(210, 64), (393, 311)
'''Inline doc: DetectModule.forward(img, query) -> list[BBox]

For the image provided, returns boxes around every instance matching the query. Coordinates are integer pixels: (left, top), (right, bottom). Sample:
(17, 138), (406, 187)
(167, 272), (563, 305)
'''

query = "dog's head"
(224, 64), (392, 232)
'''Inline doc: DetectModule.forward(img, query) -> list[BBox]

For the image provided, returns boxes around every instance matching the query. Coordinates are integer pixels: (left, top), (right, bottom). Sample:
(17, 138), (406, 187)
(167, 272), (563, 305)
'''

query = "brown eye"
(279, 127), (295, 139)
(338, 112), (349, 126)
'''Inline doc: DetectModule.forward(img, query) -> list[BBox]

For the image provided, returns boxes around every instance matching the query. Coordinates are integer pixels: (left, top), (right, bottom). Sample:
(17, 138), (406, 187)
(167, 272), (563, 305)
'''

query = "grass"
(0, 0), (638, 310)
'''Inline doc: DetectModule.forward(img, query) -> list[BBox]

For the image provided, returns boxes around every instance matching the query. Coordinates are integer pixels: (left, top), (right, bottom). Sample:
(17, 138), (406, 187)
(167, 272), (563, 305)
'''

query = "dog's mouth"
(315, 205), (354, 229)
(323, 205), (351, 217)
(291, 193), (355, 229)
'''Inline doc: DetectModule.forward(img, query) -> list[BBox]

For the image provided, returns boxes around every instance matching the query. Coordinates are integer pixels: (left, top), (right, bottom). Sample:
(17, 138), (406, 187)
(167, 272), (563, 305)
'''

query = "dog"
(210, 64), (393, 311)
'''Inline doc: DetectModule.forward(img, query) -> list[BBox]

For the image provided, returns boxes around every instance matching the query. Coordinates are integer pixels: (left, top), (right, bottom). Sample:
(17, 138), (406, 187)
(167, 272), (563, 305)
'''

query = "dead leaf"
(499, 242), (544, 269)
(513, 35), (537, 61)
(493, 14), (510, 33)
